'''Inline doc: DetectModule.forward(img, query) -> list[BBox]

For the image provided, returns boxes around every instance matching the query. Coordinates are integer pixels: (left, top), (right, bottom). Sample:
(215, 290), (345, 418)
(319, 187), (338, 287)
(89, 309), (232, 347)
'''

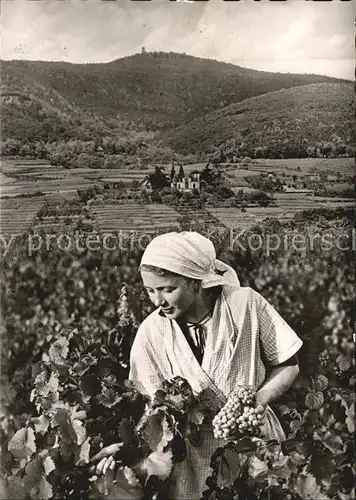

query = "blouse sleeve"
(129, 319), (165, 397)
(253, 289), (303, 366)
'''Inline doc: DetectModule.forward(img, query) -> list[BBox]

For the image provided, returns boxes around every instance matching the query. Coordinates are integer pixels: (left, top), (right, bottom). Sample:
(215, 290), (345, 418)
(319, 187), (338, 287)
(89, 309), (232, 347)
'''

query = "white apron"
(129, 286), (303, 499)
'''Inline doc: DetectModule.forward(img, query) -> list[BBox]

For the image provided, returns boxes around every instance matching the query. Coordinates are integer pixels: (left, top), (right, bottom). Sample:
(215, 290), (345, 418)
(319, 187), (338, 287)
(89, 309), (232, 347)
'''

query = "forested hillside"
(1, 52), (346, 138)
(162, 82), (355, 157)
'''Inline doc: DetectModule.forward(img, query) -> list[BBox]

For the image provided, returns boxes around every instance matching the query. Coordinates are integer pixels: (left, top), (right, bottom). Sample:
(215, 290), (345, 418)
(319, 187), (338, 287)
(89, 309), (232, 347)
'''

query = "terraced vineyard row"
(206, 208), (261, 230)
(1, 198), (46, 235)
(206, 204), (310, 231)
(177, 207), (222, 227)
(90, 203), (181, 233)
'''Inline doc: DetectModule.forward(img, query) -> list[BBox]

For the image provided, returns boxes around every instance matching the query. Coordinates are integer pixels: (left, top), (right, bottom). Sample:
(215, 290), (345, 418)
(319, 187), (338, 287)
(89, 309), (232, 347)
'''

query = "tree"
(321, 142), (336, 158)
(200, 165), (221, 187)
(217, 186), (234, 199)
(178, 165), (185, 179)
(148, 167), (170, 190)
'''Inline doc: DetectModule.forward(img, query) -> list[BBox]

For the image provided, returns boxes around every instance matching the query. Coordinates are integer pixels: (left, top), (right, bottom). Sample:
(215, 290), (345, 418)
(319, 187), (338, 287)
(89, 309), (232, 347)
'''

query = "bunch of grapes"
(319, 350), (330, 367)
(334, 365), (348, 380)
(212, 386), (264, 440)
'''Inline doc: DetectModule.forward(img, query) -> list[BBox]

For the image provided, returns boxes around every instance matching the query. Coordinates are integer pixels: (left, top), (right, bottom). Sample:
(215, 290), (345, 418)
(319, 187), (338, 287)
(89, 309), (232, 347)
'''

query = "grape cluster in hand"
(212, 386), (264, 440)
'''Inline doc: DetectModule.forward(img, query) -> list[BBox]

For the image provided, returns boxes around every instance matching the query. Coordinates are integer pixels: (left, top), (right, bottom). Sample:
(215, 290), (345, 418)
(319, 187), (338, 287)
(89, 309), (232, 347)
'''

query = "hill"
(1, 52), (347, 142)
(162, 82), (355, 157)
(1, 89), (116, 143)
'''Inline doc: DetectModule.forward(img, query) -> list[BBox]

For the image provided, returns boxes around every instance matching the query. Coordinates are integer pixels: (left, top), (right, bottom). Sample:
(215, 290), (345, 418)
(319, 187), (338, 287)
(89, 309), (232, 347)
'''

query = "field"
(255, 157), (354, 174)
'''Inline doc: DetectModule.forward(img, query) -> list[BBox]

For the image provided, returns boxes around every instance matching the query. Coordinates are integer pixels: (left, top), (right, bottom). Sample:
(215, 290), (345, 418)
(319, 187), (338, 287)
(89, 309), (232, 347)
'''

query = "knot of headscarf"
(140, 231), (240, 289)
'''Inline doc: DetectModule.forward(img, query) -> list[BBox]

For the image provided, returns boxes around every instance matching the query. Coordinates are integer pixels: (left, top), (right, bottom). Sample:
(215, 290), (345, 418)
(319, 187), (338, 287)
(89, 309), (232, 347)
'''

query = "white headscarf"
(140, 231), (240, 289)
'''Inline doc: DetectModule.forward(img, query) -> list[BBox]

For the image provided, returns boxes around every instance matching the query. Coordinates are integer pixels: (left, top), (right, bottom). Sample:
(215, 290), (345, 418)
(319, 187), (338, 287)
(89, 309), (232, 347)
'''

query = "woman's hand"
(94, 455), (116, 476)
(89, 442), (122, 476)
(255, 394), (268, 417)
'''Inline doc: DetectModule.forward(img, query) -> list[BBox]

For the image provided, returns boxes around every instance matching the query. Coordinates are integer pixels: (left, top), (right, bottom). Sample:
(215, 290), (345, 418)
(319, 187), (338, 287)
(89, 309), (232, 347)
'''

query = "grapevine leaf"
(139, 410), (173, 452)
(314, 375), (329, 392)
(76, 437), (91, 466)
(71, 419), (86, 445)
(31, 415), (50, 435)
(69, 405), (87, 421)
(118, 419), (139, 447)
(97, 387), (123, 408)
(278, 405), (291, 416)
(234, 437), (258, 453)
(345, 403), (355, 433)
(337, 491), (355, 500)
(336, 355), (351, 372)
(34, 372), (59, 397)
(11, 459), (27, 476)
(310, 447), (335, 484)
(271, 454), (290, 479)
(49, 336), (69, 362)
(165, 393), (185, 410)
(23, 457), (45, 491)
(334, 393), (349, 417)
(30, 476), (53, 500)
(38, 391), (61, 412)
(248, 456), (268, 480)
(267, 476), (280, 488)
(8, 427), (36, 459)
(42, 455), (55, 476)
(73, 353), (97, 376)
(170, 436), (187, 463)
(294, 473), (329, 499)
(53, 409), (85, 446)
(51, 408), (70, 428)
(198, 388), (223, 416)
(187, 406), (205, 426)
(4, 476), (27, 499)
(113, 468), (144, 499)
(138, 449), (173, 481)
(79, 373), (101, 399)
(217, 450), (246, 488)
(316, 432), (344, 454)
(288, 451), (306, 473)
(59, 441), (74, 462)
(288, 419), (302, 438)
(305, 391), (324, 410)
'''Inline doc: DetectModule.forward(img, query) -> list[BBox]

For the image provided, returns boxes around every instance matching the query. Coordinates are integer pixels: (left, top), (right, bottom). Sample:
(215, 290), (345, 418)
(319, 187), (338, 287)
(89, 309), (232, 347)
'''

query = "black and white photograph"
(0, 0), (354, 499)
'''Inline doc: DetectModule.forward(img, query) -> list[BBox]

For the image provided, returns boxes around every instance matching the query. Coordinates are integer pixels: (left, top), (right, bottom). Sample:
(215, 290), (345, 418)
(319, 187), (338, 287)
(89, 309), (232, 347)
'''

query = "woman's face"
(141, 270), (198, 320)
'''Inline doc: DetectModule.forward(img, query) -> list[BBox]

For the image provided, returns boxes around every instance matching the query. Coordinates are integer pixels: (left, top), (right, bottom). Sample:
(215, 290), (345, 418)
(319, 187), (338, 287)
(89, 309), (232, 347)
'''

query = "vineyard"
(1, 198), (46, 236)
(206, 208), (293, 230)
(90, 203), (181, 234)
(0, 208), (354, 500)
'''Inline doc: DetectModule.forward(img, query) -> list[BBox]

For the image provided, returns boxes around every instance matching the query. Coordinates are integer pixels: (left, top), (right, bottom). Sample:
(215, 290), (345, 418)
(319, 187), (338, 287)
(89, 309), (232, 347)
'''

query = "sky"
(1, 0), (354, 80)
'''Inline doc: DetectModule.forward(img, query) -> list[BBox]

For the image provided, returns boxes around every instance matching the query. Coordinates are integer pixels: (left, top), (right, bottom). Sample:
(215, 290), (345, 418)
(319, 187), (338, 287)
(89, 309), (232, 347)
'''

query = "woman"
(96, 231), (302, 499)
